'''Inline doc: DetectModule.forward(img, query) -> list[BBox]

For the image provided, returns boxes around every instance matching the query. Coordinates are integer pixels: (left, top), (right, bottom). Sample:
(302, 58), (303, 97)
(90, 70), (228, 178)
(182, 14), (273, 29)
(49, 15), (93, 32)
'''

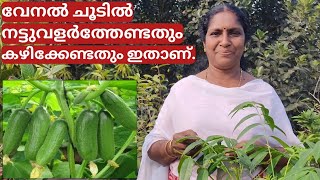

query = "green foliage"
(2, 64), (139, 81)
(292, 109), (320, 135)
(81, 64), (113, 80)
(178, 101), (320, 179)
(2, 81), (137, 178)
(129, 65), (169, 164)
(3, 159), (33, 178)
(34, 65), (71, 79)
(20, 65), (35, 79)
(179, 156), (194, 180)
(248, 0), (320, 115)
(81, 64), (139, 80)
(0, 65), (21, 82)
(133, 0), (198, 23)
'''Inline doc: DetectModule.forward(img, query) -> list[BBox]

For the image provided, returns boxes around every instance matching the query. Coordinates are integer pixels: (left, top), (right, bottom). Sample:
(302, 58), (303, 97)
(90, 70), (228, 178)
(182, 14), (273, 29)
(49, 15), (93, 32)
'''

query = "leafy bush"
(247, 0), (320, 115)
(178, 102), (320, 179)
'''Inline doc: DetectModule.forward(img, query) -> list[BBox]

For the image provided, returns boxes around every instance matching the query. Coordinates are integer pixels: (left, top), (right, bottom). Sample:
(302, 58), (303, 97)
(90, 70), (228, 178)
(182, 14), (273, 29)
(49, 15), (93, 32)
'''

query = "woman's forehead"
(208, 11), (243, 30)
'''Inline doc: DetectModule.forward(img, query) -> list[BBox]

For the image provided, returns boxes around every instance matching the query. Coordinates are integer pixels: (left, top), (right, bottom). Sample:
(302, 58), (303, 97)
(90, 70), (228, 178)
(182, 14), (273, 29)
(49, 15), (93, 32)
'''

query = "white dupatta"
(137, 75), (301, 180)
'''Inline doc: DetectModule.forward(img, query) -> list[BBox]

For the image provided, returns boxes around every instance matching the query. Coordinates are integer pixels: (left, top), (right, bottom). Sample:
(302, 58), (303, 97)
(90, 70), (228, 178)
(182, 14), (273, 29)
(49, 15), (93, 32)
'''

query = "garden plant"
(2, 80), (137, 178)
(178, 102), (320, 179)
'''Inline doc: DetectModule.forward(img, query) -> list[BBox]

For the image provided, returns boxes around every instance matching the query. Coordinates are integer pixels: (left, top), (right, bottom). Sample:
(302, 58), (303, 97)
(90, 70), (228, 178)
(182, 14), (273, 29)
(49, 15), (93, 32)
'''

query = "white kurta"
(137, 75), (301, 180)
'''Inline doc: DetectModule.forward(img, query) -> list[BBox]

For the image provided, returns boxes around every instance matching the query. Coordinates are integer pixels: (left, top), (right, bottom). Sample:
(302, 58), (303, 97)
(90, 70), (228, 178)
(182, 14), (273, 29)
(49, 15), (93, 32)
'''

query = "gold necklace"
(205, 68), (243, 87)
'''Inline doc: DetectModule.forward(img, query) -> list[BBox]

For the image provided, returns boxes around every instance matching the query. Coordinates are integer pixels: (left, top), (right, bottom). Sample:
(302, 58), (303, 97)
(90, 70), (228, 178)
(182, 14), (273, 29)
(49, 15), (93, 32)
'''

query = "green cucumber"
(76, 110), (98, 161)
(73, 90), (90, 105)
(25, 106), (51, 160)
(3, 109), (31, 155)
(66, 91), (75, 102)
(98, 110), (115, 161)
(100, 90), (136, 130)
(36, 120), (67, 166)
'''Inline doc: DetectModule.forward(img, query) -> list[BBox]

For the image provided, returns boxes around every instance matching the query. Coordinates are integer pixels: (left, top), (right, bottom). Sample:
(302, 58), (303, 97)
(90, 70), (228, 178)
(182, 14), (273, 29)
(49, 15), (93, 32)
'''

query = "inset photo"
(2, 80), (137, 178)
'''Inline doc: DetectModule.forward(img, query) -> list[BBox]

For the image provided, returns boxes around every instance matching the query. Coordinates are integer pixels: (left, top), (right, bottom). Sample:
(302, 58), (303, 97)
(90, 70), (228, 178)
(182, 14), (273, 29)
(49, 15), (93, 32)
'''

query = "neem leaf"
(233, 113), (258, 132)
(179, 156), (194, 180)
(176, 136), (200, 144)
(304, 171), (319, 180)
(283, 167), (312, 179)
(264, 115), (275, 131)
(274, 125), (287, 136)
(266, 155), (282, 175)
(178, 155), (188, 173)
(197, 168), (209, 180)
(206, 135), (224, 142)
(251, 151), (268, 171)
(229, 101), (256, 118)
(260, 105), (270, 117)
(292, 149), (313, 170)
(238, 154), (252, 169)
(203, 153), (219, 168)
(237, 123), (261, 140)
(244, 135), (264, 149)
(270, 136), (289, 148)
(223, 137), (237, 148)
(183, 139), (203, 156)
(313, 141), (320, 161)
(315, 168), (320, 178)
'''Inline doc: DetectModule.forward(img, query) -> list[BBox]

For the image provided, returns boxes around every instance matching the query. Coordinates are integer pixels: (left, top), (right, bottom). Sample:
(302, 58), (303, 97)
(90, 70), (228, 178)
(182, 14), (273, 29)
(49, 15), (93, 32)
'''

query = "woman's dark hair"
(199, 4), (251, 43)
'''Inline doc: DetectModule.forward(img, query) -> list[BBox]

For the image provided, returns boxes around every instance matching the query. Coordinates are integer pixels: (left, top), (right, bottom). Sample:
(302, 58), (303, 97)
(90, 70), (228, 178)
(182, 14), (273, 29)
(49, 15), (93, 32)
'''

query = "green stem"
(85, 101), (92, 110)
(22, 89), (41, 108)
(39, 91), (48, 106)
(67, 143), (76, 178)
(94, 131), (137, 178)
(254, 105), (275, 177)
(65, 86), (88, 91)
(189, 140), (218, 180)
(284, 154), (293, 176)
(53, 81), (75, 143)
(267, 145), (275, 177)
(202, 140), (234, 177)
(76, 160), (88, 178)
(90, 99), (105, 109)
(52, 81), (76, 177)
(192, 158), (215, 180)
(84, 81), (110, 101)
(98, 80), (137, 91)
(28, 81), (52, 92)
(220, 161), (234, 178)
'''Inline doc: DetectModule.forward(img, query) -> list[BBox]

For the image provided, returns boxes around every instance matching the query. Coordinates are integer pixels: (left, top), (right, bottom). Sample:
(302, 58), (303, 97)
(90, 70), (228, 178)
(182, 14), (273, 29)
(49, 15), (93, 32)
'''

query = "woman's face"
(203, 11), (245, 70)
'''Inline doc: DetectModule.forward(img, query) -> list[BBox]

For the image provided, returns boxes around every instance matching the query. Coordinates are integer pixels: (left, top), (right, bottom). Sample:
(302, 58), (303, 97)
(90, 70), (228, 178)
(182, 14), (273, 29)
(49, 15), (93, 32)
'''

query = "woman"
(138, 3), (300, 180)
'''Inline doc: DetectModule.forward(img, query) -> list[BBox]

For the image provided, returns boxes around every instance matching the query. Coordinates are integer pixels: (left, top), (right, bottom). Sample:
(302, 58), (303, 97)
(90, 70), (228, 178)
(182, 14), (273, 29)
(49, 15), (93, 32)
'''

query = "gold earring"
(204, 49), (206, 52)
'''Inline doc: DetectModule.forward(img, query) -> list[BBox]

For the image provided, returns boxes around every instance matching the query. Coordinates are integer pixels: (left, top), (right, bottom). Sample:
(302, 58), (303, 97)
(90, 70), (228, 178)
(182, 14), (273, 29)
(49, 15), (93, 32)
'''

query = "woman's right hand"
(170, 129), (201, 157)
(148, 129), (201, 166)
